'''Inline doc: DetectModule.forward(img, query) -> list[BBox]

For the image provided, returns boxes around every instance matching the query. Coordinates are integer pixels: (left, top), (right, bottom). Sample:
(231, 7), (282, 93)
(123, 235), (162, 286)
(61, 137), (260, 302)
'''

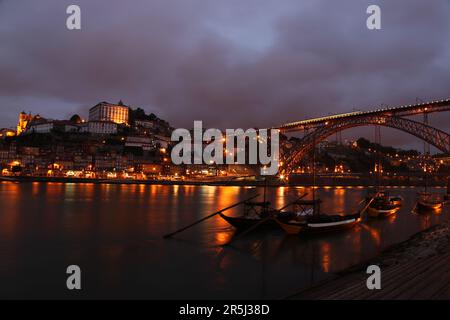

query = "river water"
(0, 182), (448, 299)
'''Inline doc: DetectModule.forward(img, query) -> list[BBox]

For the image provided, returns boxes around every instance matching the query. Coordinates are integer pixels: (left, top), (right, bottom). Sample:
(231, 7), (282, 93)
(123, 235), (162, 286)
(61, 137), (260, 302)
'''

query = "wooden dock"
(290, 252), (450, 299)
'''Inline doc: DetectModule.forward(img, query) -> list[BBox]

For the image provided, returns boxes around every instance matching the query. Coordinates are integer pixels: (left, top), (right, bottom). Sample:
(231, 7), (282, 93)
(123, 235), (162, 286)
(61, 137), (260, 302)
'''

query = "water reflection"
(0, 182), (449, 299)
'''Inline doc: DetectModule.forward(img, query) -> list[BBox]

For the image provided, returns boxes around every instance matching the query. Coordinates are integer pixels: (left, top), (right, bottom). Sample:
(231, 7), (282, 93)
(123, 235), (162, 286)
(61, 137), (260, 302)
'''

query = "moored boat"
(219, 209), (294, 230)
(275, 196), (364, 235)
(416, 192), (443, 212)
(219, 196), (309, 231)
(367, 193), (401, 218)
(417, 200), (443, 211)
(367, 204), (399, 218)
(444, 193), (450, 204)
(275, 211), (361, 235)
(218, 200), (272, 230)
(388, 195), (403, 207)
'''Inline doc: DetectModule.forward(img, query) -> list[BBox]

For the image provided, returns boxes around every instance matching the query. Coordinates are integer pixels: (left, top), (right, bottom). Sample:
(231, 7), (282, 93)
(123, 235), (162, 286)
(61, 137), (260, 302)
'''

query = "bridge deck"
(279, 98), (450, 130)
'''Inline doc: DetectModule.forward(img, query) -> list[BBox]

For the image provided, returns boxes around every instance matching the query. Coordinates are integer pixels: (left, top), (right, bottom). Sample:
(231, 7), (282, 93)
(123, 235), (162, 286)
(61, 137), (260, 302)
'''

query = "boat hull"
(275, 219), (303, 235)
(417, 200), (443, 212)
(275, 214), (360, 235)
(219, 213), (279, 230)
(444, 194), (450, 204)
(390, 198), (403, 207)
(367, 206), (399, 218)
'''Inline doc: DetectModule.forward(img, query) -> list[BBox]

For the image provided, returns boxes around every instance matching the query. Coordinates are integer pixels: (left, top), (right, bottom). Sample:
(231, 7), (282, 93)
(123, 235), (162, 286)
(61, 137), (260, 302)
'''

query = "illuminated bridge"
(275, 98), (450, 175)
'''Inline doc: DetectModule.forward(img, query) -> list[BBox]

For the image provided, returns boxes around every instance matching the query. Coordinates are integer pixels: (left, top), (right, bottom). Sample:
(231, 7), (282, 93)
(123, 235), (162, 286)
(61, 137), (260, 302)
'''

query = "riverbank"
(289, 217), (450, 299)
(1, 175), (448, 188)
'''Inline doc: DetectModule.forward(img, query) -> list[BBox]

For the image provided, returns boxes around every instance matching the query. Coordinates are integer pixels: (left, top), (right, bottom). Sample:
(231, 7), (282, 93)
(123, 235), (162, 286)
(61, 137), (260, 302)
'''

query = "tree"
(70, 114), (82, 124)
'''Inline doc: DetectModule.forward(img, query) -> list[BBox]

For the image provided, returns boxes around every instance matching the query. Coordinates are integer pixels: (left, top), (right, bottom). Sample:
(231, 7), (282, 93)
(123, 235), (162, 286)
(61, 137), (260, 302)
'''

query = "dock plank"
(291, 253), (450, 300)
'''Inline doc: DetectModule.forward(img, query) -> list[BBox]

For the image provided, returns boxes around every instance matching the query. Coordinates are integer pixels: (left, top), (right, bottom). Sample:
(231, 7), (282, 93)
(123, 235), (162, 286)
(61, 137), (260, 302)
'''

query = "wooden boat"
(416, 192), (443, 212)
(365, 139), (402, 218)
(275, 212), (361, 235)
(444, 193), (450, 204)
(219, 210), (293, 230)
(275, 196), (365, 235)
(367, 193), (400, 218)
(218, 200), (271, 229)
(367, 204), (399, 218)
(366, 190), (402, 206)
(417, 199), (443, 211)
(388, 195), (403, 207)
(415, 159), (443, 212)
(219, 198), (305, 230)
(275, 132), (364, 235)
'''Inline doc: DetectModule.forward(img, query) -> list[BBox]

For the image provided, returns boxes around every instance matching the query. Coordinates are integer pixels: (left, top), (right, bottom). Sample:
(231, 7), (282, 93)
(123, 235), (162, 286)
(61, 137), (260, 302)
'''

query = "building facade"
(0, 128), (16, 139)
(17, 112), (36, 135)
(87, 121), (118, 135)
(125, 136), (154, 151)
(29, 121), (54, 134)
(89, 102), (129, 124)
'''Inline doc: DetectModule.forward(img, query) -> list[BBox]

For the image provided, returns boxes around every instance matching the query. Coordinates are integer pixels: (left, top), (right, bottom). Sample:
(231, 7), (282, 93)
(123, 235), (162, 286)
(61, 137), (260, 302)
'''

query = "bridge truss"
(279, 115), (450, 175)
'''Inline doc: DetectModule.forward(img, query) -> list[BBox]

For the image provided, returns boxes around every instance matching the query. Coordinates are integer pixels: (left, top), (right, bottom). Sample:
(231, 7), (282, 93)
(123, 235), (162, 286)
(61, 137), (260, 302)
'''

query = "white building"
(125, 137), (154, 151)
(29, 122), (54, 133)
(135, 120), (155, 129)
(63, 123), (79, 133)
(154, 135), (171, 149)
(89, 102), (129, 124)
(88, 121), (118, 135)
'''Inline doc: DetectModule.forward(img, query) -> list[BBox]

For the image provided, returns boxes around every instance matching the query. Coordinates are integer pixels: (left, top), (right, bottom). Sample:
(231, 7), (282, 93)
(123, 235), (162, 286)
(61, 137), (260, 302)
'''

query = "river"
(0, 182), (448, 299)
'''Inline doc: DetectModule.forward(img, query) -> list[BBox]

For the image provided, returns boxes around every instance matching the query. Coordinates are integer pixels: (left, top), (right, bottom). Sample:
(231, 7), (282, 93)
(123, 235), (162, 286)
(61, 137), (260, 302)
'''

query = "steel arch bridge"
(276, 99), (450, 175)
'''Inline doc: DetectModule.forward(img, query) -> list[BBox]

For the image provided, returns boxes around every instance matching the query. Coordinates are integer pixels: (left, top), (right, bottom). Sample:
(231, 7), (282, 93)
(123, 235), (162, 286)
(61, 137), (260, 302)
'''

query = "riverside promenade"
(290, 219), (450, 300)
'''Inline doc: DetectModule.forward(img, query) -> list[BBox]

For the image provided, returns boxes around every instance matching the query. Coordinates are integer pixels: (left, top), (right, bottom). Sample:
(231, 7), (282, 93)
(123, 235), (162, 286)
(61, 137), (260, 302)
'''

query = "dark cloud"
(0, 0), (449, 150)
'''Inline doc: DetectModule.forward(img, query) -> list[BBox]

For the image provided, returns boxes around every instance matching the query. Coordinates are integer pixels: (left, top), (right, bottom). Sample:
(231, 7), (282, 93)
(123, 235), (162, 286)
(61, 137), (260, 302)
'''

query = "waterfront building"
(153, 134), (171, 149)
(125, 136), (155, 151)
(60, 122), (80, 133)
(141, 163), (163, 175)
(20, 147), (40, 156)
(73, 155), (93, 170)
(87, 121), (118, 135)
(28, 120), (54, 134)
(134, 119), (155, 129)
(0, 150), (14, 165)
(89, 101), (129, 125)
(17, 112), (32, 135)
(94, 156), (116, 170)
(0, 128), (16, 139)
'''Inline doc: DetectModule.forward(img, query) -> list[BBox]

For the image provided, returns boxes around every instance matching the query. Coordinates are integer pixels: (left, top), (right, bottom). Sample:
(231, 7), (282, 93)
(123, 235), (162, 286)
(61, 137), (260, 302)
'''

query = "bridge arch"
(280, 115), (450, 175)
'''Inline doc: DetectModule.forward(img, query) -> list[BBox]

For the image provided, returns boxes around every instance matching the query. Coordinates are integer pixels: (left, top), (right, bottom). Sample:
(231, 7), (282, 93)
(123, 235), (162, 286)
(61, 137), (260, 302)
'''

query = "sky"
(0, 0), (449, 150)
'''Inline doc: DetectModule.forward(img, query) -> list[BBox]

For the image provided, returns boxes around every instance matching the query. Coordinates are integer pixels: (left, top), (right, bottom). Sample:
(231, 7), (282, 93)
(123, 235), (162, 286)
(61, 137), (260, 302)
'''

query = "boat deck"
(290, 252), (450, 299)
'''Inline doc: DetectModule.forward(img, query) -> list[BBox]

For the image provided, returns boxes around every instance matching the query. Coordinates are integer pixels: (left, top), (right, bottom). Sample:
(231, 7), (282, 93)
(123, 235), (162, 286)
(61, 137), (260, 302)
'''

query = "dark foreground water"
(0, 182), (449, 299)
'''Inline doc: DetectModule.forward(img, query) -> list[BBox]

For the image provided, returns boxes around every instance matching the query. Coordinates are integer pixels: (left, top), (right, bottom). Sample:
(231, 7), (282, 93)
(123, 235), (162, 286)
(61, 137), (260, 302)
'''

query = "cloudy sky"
(0, 0), (449, 149)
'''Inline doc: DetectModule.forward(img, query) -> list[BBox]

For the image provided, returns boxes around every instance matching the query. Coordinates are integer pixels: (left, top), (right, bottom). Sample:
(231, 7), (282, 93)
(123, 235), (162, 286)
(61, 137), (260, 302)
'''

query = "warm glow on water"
(320, 242), (331, 273)
(0, 182), (449, 299)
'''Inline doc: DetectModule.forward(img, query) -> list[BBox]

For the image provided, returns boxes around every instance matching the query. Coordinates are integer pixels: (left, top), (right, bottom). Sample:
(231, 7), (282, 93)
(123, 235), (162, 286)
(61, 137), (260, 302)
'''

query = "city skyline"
(2, 1), (450, 304)
(1, 0), (450, 151)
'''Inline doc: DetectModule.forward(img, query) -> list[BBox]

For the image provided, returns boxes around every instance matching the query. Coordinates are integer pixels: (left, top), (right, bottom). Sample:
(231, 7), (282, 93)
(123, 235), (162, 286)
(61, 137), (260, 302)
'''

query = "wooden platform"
(290, 252), (450, 300)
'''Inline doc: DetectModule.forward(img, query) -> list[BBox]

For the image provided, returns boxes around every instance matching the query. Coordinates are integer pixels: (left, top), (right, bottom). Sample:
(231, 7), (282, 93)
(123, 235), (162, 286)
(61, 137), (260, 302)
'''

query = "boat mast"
(375, 125), (381, 192)
(424, 159), (428, 194)
(263, 176), (268, 214)
(312, 133), (317, 214)
(447, 176), (450, 195)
